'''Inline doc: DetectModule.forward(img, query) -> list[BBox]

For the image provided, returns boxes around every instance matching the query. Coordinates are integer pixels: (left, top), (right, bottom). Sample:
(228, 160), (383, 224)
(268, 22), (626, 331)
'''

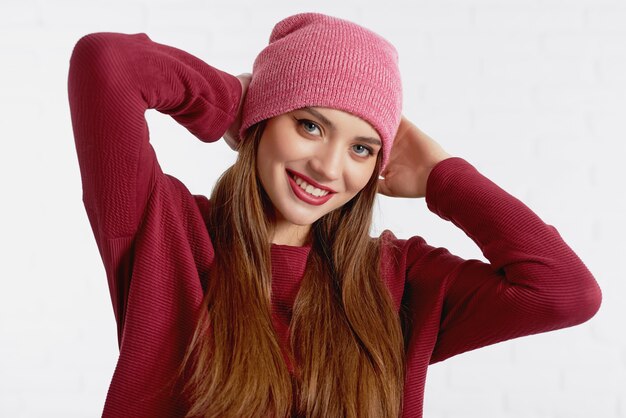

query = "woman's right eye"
(296, 118), (322, 136)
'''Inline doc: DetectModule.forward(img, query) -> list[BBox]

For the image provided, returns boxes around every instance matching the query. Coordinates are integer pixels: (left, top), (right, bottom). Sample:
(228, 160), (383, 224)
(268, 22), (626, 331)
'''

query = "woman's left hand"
(378, 116), (452, 198)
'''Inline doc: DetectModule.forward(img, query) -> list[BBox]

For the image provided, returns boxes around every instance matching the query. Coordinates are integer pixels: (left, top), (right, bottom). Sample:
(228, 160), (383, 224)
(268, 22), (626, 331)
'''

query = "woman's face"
(256, 107), (381, 239)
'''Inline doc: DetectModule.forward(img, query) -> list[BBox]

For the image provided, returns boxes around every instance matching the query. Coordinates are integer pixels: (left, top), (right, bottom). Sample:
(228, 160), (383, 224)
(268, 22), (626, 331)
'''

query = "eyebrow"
(301, 107), (382, 147)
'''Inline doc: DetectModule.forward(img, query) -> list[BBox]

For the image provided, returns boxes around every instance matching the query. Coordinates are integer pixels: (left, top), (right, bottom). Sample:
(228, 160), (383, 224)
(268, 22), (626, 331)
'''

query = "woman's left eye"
(352, 144), (373, 157)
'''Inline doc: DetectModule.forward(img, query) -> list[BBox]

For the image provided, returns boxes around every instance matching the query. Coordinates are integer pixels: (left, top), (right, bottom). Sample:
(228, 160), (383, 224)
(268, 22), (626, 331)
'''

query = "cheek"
(257, 135), (275, 161)
(345, 164), (375, 194)
(256, 141), (277, 191)
(257, 137), (285, 180)
(259, 134), (305, 163)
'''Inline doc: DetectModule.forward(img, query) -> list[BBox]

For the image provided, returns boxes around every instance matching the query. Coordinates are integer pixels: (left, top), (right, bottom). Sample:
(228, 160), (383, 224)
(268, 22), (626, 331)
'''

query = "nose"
(308, 142), (343, 182)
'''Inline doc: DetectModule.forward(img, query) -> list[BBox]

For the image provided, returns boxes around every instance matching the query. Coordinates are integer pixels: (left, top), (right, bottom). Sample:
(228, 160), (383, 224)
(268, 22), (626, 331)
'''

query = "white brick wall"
(1, 0), (624, 416)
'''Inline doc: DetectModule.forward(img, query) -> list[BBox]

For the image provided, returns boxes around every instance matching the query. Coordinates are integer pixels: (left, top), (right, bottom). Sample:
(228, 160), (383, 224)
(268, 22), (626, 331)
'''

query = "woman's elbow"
(547, 271), (602, 329)
(572, 277), (602, 325)
(69, 32), (144, 84)
(70, 33), (117, 70)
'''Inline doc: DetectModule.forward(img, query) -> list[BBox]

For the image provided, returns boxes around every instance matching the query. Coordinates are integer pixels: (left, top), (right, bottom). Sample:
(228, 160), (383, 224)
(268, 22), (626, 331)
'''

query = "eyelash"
(294, 117), (374, 158)
(352, 144), (374, 157)
(295, 118), (322, 136)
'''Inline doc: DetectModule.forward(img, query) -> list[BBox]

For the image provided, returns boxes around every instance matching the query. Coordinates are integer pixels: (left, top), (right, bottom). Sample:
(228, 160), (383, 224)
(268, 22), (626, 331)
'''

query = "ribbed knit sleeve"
(68, 32), (241, 240)
(68, 32), (241, 336)
(405, 157), (601, 363)
(381, 157), (603, 417)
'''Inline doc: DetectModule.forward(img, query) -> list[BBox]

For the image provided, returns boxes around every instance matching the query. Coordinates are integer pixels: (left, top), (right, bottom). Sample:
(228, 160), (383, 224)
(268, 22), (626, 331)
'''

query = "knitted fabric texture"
(240, 12), (403, 170)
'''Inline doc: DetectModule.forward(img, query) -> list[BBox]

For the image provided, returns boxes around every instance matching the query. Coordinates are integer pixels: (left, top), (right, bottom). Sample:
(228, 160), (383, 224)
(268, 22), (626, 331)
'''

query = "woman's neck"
(270, 220), (311, 247)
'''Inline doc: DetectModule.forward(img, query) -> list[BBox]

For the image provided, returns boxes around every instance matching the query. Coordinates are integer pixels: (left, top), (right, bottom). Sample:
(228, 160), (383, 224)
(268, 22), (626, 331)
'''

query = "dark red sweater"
(68, 33), (602, 418)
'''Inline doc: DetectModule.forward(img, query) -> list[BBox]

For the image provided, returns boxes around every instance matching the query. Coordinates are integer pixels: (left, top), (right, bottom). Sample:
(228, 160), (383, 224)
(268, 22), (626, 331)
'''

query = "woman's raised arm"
(68, 32), (242, 241)
(378, 116), (600, 363)
(68, 33), (241, 332)
(397, 156), (602, 363)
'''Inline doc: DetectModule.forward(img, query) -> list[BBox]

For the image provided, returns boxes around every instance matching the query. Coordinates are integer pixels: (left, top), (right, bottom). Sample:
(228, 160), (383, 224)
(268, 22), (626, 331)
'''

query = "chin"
(276, 205), (326, 227)
(283, 213), (321, 227)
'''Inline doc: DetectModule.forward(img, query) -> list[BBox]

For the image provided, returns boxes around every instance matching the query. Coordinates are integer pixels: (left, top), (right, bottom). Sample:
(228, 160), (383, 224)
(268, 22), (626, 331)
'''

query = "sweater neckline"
(271, 242), (311, 248)
(270, 242), (312, 253)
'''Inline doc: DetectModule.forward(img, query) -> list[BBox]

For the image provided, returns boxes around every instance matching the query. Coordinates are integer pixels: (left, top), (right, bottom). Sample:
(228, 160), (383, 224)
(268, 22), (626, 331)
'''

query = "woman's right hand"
(223, 73), (252, 150)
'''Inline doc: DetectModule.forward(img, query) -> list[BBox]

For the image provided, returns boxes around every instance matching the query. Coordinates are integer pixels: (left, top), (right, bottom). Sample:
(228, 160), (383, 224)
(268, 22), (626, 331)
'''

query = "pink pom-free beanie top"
(240, 12), (403, 171)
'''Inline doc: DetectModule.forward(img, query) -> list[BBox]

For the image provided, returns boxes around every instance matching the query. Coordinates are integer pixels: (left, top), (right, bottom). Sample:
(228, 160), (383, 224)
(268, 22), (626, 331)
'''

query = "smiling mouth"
(286, 169), (337, 197)
(290, 174), (330, 197)
(285, 170), (336, 206)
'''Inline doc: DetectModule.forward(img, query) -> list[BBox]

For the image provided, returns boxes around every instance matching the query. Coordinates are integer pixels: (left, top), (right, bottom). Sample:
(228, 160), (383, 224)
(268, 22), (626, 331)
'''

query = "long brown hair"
(179, 121), (405, 417)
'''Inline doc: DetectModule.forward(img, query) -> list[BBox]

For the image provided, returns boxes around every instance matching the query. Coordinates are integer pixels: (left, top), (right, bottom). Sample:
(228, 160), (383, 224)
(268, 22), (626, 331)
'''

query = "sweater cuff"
(425, 157), (478, 220)
(216, 72), (244, 140)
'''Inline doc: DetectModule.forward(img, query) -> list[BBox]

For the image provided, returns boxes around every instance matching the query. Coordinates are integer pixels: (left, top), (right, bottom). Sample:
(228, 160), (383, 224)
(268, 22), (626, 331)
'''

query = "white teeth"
(291, 174), (329, 197)
(312, 187), (325, 197)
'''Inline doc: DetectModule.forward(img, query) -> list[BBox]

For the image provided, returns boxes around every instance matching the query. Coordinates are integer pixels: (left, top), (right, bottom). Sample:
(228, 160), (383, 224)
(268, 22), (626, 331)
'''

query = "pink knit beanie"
(240, 12), (402, 171)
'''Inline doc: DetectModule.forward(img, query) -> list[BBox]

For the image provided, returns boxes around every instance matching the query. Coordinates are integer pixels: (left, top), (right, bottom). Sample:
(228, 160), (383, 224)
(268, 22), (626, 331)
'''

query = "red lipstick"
(286, 169), (337, 193)
(286, 170), (335, 206)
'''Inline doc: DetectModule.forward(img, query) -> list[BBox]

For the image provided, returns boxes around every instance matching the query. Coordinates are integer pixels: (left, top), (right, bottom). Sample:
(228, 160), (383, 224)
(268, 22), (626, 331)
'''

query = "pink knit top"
(68, 32), (602, 418)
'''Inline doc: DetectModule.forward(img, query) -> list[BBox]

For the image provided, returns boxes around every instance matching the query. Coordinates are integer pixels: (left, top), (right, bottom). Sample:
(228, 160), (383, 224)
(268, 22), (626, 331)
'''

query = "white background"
(1, 0), (625, 416)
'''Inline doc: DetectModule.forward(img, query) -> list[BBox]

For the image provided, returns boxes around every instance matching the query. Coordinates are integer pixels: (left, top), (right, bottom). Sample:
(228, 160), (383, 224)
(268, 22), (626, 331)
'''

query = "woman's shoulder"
(376, 229), (429, 256)
(375, 229), (430, 288)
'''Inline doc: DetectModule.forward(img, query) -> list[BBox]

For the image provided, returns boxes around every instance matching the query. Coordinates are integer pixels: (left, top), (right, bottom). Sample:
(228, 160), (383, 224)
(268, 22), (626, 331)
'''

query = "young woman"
(68, 12), (602, 418)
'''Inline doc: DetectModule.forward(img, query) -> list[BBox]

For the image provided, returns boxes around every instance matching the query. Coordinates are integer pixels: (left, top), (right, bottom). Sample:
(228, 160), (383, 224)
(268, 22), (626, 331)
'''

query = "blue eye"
(297, 119), (322, 136)
(352, 144), (373, 157)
